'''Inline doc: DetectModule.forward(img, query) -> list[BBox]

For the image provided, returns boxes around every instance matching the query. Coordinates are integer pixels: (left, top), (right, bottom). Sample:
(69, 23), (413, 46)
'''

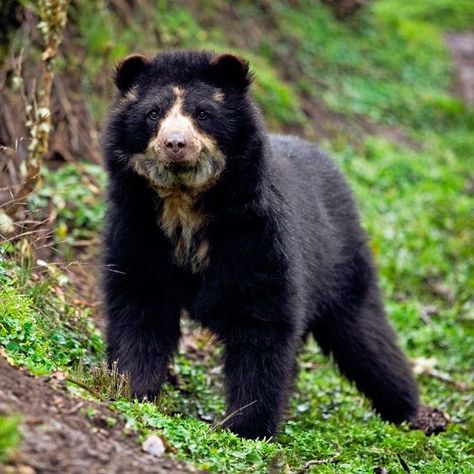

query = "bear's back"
(269, 134), (359, 232)
(268, 134), (368, 283)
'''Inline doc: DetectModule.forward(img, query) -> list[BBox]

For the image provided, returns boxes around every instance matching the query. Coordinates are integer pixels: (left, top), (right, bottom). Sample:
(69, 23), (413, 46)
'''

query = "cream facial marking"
(192, 238), (210, 273)
(148, 87), (202, 163)
(131, 85), (226, 190)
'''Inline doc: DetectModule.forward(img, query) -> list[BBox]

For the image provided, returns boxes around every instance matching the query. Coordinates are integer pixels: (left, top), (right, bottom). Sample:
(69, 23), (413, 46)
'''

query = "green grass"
(113, 399), (278, 473)
(1, 0), (473, 472)
(0, 416), (20, 464)
(337, 136), (474, 306)
(268, 0), (471, 132)
(374, 0), (474, 31)
(0, 259), (103, 375)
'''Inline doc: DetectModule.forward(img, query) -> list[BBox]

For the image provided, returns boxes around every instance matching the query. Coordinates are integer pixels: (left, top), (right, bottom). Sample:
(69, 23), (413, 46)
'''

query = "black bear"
(102, 50), (419, 439)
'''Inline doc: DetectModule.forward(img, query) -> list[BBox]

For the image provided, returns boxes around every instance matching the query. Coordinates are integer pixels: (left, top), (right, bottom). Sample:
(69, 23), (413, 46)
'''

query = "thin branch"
(293, 451), (340, 473)
(6, 0), (69, 221)
(211, 400), (258, 431)
(420, 369), (471, 392)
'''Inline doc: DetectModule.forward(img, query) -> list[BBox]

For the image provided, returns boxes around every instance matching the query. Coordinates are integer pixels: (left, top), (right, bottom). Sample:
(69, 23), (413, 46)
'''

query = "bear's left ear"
(114, 54), (151, 92)
(209, 54), (252, 91)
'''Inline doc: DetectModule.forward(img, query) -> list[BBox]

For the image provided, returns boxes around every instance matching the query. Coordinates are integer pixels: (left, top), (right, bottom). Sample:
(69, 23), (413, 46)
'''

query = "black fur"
(102, 50), (419, 439)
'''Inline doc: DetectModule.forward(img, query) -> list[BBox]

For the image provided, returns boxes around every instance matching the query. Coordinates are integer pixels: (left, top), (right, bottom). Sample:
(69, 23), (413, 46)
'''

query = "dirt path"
(446, 32), (474, 105)
(0, 357), (194, 474)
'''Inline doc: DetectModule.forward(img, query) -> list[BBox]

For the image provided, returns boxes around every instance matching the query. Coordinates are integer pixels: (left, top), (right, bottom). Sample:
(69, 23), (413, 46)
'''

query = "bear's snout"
(163, 132), (189, 161)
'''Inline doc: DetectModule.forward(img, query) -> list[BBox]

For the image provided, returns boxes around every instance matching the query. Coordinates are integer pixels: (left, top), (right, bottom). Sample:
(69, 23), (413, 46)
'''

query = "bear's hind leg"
(312, 283), (419, 424)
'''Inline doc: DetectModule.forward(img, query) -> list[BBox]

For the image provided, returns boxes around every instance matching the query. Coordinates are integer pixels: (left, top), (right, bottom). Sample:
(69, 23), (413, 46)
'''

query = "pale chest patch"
(158, 190), (210, 273)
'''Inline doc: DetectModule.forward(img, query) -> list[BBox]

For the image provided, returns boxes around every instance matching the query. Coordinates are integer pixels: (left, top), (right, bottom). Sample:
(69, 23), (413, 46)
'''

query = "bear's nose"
(164, 133), (187, 154)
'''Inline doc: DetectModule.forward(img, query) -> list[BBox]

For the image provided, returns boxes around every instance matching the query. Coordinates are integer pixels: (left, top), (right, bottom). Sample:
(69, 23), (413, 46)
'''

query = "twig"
(211, 400), (258, 431)
(293, 451), (340, 473)
(420, 369), (470, 392)
(68, 238), (100, 247)
(66, 377), (99, 397)
(54, 75), (80, 152)
(0, 226), (50, 244)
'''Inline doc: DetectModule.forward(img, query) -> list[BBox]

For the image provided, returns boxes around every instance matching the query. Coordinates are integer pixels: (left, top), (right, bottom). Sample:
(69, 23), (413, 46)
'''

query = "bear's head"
(105, 50), (255, 191)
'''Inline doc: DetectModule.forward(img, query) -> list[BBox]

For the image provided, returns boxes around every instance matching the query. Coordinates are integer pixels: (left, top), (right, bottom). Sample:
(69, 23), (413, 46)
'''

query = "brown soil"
(446, 32), (474, 106)
(0, 357), (195, 474)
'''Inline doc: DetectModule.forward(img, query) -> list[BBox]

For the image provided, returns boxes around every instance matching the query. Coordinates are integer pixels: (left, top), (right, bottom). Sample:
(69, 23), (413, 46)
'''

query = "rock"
(142, 434), (166, 457)
(14, 465), (36, 474)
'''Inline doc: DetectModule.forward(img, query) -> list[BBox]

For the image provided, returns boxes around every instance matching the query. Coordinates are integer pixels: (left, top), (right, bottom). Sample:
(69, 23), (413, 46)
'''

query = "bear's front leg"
(220, 325), (297, 439)
(105, 272), (181, 400)
(103, 196), (183, 401)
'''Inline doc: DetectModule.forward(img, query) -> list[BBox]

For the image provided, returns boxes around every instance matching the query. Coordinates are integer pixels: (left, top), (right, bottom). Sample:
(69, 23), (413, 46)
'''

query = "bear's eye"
(148, 109), (160, 120)
(197, 109), (208, 121)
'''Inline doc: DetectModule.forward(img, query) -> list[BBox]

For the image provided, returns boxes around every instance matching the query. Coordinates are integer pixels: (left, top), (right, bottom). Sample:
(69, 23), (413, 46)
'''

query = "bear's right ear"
(114, 54), (151, 92)
(209, 54), (252, 91)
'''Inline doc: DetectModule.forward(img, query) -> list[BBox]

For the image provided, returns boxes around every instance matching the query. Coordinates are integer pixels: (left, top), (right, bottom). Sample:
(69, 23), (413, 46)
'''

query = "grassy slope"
(1, 0), (474, 472)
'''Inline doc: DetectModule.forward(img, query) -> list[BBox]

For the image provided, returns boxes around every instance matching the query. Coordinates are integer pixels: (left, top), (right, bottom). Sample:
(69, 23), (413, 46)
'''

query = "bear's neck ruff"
(156, 187), (209, 273)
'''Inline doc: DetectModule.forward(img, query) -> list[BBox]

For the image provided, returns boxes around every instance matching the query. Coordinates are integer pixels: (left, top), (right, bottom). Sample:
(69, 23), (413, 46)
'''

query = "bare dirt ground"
(0, 357), (194, 474)
(446, 32), (474, 105)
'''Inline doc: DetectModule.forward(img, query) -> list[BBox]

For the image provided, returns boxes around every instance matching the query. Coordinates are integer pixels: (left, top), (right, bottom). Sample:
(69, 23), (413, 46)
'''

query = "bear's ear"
(114, 54), (151, 92)
(209, 54), (252, 91)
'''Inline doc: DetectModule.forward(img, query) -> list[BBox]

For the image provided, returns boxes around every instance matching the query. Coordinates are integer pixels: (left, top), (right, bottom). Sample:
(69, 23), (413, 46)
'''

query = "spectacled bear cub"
(102, 50), (419, 439)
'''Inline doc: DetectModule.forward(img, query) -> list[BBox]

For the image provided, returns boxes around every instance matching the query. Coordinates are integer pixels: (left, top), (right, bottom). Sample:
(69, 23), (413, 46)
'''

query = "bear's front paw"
(131, 384), (160, 402)
(220, 414), (275, 440)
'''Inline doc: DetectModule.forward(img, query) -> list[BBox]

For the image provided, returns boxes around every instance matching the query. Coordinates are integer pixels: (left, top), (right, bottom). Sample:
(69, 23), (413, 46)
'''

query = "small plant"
(0, 416), (20, 463)
(80, 360), (132, 400)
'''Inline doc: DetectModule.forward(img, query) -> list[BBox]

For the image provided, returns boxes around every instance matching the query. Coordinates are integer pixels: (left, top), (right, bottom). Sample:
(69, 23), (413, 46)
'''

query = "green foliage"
(155, 7), (210, 48)
(71, 1), (304, 128)
(269, 0), (466, 131)
(0, 416), (20, 463)
(160, 352), (225, 421)
(248, 53), (305, 128)
(0, 259), (103, 375)
(374, 0), (474, 31)
(281, 345), (474, 473)
(28, 163), (106, 245)
(113, 399), (278, 472)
